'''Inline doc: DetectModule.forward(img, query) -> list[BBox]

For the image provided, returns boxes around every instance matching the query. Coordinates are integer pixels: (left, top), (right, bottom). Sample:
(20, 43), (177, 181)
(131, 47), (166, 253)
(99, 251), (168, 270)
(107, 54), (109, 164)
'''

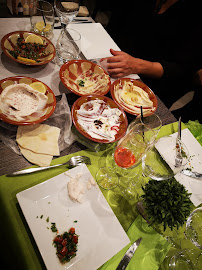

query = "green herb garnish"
(78, 79), (85, 87)
(51, 222), (58, 233)
(141, 178), (192, 230)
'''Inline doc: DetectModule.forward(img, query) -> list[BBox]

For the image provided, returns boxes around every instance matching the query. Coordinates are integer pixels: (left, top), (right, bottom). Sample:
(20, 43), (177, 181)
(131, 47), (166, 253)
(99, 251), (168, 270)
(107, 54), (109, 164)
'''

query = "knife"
(116, 238), (142, 270)
(181, 169), (202, 180)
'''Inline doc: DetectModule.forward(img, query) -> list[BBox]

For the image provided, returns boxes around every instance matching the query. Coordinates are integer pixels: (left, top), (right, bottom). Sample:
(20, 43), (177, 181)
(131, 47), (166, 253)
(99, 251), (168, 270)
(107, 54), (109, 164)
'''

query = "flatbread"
(19, 145), (53, 167)
(16, 124), (60, 156)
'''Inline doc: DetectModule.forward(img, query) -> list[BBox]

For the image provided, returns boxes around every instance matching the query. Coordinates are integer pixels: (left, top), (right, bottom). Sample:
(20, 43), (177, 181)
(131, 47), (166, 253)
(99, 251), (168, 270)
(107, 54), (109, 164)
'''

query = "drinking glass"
(114, 123), (156, 169)
(54, 0), (80, 29)
(168, 249), (195, 270)
(142, 136), (189, 180)
(128, 113), (162, 138)
(118, 171), (143, 200)
(96, 167), (118, 190)
(56, 27), (81, 65)
(96, 123), (155, 191)
(185, 207), (202, 249)
(30, 0), (54, 37)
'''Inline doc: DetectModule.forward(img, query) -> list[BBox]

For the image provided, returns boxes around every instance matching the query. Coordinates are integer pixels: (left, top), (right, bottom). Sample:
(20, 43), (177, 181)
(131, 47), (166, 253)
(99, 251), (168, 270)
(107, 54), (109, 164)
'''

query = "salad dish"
(111, 78), (157, 116)
(60, 60), (111, 96)
(0, 76), (56, 125)
(1, 31), (56, 66)
(71, 95), (128, 143)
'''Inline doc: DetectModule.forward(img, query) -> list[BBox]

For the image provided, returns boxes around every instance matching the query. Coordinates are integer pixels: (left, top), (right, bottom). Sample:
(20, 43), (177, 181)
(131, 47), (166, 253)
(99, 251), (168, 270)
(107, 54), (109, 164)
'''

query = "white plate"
(16, 164), (130, 270)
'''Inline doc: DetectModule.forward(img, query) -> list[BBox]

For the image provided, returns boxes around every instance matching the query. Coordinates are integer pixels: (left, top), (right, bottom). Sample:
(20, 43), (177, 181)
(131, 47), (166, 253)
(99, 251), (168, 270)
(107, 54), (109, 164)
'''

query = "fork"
(175, 117), (183, 167)
(7, 156), (91, 176)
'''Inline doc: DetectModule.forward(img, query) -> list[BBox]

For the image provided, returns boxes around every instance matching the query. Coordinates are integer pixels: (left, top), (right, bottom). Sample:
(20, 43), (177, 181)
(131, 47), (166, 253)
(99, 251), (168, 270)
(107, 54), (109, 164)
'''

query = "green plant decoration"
(141, 178), (192, 231)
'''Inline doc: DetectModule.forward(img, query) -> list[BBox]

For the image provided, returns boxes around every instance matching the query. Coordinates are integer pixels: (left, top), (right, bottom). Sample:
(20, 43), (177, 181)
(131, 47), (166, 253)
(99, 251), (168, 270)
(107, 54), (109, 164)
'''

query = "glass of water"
(56, 27), (81, 65)
(30, 0), (55, 37)
(54, 0), (80, 29)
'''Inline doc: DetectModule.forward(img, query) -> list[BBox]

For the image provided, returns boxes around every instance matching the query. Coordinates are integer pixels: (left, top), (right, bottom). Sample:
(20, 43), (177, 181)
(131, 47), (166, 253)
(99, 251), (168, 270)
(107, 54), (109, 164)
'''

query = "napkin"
(69, 23), (121, 59)
(99, 215), (170, 270)
(157, 128), (202, 207)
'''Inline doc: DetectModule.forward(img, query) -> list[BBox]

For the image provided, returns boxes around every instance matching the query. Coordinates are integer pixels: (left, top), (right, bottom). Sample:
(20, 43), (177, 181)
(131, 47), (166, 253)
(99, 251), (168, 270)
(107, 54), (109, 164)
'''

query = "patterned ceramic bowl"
(0, 76), (56, 125)
(1, 31), (56, 66)
(60, 60), (111, 96)
(111, 78), (157, 116)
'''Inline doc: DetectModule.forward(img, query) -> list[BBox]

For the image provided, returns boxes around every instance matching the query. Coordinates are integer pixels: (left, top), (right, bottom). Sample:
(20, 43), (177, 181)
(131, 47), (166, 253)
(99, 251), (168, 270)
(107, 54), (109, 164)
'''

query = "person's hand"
(101, 49), (164, 79)
(101, 49), (138, 78)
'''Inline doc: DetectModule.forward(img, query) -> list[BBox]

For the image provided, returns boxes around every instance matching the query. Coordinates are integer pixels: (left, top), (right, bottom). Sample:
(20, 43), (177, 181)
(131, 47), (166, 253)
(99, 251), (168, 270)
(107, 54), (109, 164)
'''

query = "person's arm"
(102, 49), (164, 78)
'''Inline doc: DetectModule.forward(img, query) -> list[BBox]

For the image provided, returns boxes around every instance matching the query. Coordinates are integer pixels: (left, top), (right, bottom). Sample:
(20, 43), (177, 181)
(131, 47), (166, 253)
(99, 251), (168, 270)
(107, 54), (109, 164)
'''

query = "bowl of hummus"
(0, 76), (56, 125)
(60, 60), (111, 96)
(71, 95), (128, 143)
(111, 78), (157, 116)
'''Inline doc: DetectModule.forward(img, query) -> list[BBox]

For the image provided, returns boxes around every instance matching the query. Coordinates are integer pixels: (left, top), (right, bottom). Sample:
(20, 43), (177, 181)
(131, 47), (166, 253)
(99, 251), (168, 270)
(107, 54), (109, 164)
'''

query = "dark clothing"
(106, 0), (202, 108)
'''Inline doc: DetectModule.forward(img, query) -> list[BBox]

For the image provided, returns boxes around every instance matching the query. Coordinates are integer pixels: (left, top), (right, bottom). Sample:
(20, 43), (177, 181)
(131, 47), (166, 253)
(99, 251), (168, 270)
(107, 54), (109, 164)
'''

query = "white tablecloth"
(0, 18), (139, 96)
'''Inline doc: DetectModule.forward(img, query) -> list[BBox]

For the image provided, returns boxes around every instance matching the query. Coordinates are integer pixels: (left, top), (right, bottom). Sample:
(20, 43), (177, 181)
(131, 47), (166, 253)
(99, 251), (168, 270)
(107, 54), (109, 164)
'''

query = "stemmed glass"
(128, 113), (162, 138)
(142, 135), (189, 180)
(54, 0), (80, 29)
(96, 123), (156, 194)
(185, 207), (202, 249)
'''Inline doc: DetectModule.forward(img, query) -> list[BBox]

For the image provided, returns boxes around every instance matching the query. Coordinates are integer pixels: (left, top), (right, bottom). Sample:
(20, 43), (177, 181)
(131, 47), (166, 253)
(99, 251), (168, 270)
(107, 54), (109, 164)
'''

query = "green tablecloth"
(0, 122), (200, 269)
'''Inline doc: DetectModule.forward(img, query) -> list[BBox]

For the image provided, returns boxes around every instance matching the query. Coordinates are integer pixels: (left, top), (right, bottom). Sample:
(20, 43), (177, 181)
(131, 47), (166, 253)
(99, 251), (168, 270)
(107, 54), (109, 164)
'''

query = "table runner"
(0, 121), (196, 269)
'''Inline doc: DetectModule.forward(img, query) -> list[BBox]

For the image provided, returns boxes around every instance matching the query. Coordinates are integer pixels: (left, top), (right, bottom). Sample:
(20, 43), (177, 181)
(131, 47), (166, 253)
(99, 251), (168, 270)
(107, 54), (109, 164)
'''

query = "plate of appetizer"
(1, 31), (56, 66)
(16, 164), (130, 270)
(71, 95), (128, 143)
(111, 78), (157, 116)
(0, 76), (56, 125)
(60, 60), (111, 96)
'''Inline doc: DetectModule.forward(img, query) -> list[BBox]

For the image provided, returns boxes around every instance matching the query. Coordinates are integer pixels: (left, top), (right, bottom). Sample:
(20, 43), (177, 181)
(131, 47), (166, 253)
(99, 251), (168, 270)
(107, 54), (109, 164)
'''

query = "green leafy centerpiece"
(141, 178), (192, 231)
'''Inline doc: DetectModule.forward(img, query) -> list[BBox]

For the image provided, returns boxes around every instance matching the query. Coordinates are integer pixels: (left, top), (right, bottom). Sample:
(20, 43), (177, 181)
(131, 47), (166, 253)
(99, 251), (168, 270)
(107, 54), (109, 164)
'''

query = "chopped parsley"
(51, 222), (58, 233)
(78, 79), (85, 87)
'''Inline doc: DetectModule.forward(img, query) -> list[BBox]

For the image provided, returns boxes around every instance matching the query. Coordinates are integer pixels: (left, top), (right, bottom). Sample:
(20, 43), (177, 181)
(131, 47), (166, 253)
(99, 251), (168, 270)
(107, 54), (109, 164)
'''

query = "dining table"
(0, 16), (202, 270)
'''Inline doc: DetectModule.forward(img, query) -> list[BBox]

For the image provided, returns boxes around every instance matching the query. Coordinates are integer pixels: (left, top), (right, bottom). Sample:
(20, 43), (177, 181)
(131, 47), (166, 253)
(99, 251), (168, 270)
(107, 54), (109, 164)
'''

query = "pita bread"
(19, 145), (53, 167)
(16, 124), (60, 156)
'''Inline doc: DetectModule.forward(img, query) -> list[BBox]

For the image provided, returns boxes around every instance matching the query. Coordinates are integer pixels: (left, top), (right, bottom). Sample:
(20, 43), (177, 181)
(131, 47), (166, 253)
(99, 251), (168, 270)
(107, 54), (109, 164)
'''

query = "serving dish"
(16, 164), (130, 270)
(60, 60), (111, 96)
(1, 31), (56, 66)
(71, 95), (128, 143)
(0, 76), (56, 125)
(111, 78), (157, 116)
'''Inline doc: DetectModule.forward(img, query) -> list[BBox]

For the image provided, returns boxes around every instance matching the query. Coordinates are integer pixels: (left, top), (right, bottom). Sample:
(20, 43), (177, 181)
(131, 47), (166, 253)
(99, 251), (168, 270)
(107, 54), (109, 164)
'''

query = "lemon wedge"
(35, 21), (52, 32)
(17, 56), (36, 63)
(25, 34), (43, 45)
(30, 82), (47, 94)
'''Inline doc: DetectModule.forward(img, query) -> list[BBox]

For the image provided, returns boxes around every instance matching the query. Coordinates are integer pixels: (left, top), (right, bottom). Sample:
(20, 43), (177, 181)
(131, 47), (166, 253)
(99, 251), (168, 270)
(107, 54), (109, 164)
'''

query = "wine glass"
(167, 249), (195, 270)
(185, 207), (202, 249)
(142, 135), (189, 180)
(128, 113), (162, 138)
(96, 123), (156, 191)
(54, 0), (80, 29)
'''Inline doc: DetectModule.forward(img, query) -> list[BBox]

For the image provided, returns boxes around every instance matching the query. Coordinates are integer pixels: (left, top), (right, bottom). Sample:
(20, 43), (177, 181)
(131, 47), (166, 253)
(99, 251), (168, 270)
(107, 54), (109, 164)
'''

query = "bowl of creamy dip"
(71, 95), (128, 143)
(111, 78), (157, 116)
(0, 76), (56, 125)
(60, 60), (111, 96)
